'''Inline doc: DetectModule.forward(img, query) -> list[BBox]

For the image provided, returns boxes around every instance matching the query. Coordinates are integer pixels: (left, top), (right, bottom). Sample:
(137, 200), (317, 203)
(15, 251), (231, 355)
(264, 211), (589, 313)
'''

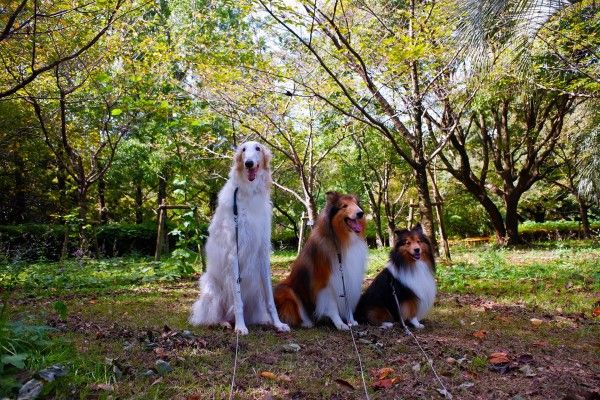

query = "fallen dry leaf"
(472, 330), (487, 339)
(530, 318), (543, 326)
(259, 371), (277, 380)
(593, 307), (600, 317)
(334, 378), (355, 390)
(488, 352), (510, 364)
(372, 367), (394, 380)
(372, 377), (401, 390)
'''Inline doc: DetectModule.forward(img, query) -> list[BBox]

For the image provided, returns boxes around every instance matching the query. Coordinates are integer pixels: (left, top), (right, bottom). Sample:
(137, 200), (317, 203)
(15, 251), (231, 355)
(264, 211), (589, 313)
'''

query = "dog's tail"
(274, 284), (302, 327)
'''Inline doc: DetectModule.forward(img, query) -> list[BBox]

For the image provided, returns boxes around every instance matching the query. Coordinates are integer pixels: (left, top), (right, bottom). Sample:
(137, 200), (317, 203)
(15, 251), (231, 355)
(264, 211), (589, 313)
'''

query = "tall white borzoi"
(189, 141), (290, 335)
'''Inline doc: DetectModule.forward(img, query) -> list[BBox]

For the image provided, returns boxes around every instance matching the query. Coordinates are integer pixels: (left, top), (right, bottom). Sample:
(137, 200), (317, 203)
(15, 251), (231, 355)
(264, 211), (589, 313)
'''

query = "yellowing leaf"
(259, 371), (277, 380)
(372, 367), (394, 380)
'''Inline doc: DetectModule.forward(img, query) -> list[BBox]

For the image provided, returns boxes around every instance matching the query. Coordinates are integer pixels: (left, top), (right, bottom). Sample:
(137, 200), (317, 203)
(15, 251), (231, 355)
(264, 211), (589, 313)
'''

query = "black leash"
(233, 187), (241, 284)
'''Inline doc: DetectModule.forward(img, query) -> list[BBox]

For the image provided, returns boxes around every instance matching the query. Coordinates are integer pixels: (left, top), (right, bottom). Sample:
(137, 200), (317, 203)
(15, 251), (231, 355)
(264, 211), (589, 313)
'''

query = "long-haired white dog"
(189, 141), (290, 335)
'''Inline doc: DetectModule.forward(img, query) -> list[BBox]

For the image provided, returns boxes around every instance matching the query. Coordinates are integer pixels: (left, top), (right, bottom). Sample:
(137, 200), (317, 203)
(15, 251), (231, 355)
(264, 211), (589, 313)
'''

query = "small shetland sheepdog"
(274, 192), (368, 330)
(355, 224), (436, 329)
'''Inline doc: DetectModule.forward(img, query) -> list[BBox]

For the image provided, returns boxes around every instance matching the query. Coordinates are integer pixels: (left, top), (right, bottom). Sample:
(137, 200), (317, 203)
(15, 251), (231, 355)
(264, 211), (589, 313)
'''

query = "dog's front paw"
(274, 322), (290, 332)
(411, 319), (425, 329)
(335, 322), (350, 331)
(348, 319), (359, 327)
(301, 320), (314, 328)
(379, 322), (394, 330)
(234, 325), (249, 335)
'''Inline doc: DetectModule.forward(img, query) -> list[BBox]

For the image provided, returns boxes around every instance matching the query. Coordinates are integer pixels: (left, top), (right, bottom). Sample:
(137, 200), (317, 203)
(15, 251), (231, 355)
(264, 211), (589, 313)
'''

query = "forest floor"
(2, 241), (599, 399)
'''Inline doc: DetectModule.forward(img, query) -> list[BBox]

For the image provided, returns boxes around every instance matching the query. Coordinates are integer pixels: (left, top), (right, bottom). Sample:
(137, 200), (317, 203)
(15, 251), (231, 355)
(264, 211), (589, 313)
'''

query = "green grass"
(0, 257), (193, 294)
(1, 241), (599, 398)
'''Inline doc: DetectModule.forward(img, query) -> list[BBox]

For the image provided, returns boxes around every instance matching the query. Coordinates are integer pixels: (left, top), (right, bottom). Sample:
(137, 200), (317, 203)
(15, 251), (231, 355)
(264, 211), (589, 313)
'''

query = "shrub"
(519, 220), (600, 241)
(0, 223), (178, 260)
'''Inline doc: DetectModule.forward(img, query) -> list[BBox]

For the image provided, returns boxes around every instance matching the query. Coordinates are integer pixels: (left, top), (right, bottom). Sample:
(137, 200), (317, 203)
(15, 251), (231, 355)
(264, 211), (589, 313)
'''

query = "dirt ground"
(27, 283), (598, 400)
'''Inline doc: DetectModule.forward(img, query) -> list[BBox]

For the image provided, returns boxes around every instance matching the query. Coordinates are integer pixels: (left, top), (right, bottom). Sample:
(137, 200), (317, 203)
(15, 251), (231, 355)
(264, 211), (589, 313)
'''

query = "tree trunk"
(504, 195), (522, 245)
(576, 195), (591, 239)
(428, 167), (450, 260)
(157, 172), (168, 255)
(135, 182), (143, 224)
(155, 200), (166, 261)
(304, 191), (317, 225)
(77, 186), (89, 252)
(363, 182), (384, 248)
(98, 174), (108, 224)
(12, 153), (26, 222)
(413, 163), (437, 249)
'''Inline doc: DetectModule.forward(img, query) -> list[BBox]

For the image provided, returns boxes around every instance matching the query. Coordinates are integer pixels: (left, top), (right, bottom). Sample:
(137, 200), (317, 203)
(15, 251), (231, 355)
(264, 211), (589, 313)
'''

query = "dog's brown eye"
(255, 146), (260, 151)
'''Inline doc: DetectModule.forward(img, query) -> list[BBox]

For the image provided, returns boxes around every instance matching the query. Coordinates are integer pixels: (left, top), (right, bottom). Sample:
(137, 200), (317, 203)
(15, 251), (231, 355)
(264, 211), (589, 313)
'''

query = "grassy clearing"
(1, 240), (599, 399)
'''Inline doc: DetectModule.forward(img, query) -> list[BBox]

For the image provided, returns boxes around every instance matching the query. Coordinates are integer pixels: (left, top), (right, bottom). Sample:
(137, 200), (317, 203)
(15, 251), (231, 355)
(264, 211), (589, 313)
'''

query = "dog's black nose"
(414, 248), (420, 254)
(356, 211), (364, 219)
(245, 160), (254, 168)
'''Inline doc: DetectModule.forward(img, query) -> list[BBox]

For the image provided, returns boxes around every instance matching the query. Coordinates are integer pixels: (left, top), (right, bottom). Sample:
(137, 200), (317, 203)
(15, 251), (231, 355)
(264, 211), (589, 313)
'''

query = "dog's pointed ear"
(394, 228), (409, 243)
(412, 223), (423, 234)
(261, 144), (272, 170)
(326, 191), (340, 205)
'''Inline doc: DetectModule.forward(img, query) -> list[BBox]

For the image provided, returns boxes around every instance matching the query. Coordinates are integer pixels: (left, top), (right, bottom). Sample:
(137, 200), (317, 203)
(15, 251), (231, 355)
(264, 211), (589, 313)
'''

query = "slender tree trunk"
(576, 195), (591, 239)
(57, 162), (67, 213)
(363, 182), (384, 248)
(77, 186), (89, 252)
(157, 172), (168, 255)
(429, 168), (450, 260)
(303, 187), (317, 225)
(384, 205), (396, 247)
(12, 154), (26, 222)
(407, 199), (415, 229)
(414, 163), (437, 249)
(135, 182), (143, 224)
(98, 174), (108, 224)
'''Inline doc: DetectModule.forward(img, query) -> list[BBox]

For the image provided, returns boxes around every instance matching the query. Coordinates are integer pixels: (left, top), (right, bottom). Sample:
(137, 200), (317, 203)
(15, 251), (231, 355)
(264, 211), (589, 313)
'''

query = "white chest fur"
(387, 260), (436, 319)
(329, 235), (368, 315)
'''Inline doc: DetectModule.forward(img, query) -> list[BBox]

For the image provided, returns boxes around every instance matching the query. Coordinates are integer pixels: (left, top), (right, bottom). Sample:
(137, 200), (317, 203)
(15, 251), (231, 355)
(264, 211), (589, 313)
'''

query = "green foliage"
(0, 258), (195, 292)
(53, 301), (68, 321)
(519, 220), (600, 241)
(438, 244), (600, 312)
(0, 295), (57, 396)
(0, 223), (174, 260)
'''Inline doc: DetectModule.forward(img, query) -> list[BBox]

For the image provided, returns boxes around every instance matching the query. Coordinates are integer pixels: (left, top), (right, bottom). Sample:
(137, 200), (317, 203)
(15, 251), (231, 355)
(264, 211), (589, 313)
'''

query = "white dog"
(189, 141), (290, 335)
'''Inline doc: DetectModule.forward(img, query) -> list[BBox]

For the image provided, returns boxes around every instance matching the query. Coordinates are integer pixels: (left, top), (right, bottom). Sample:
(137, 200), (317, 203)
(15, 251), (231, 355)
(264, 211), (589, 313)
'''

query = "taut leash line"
(391, 282), (452, 399)
(337, 251), (370, 400)
(229, 330), (240, 400)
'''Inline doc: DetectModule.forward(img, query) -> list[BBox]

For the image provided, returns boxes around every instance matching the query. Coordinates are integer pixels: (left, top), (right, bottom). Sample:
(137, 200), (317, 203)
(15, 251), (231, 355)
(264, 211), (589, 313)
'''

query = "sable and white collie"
(274, 192), (368, 330)
(355, 224), (436, 329)
(189, 141), (289, 335)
